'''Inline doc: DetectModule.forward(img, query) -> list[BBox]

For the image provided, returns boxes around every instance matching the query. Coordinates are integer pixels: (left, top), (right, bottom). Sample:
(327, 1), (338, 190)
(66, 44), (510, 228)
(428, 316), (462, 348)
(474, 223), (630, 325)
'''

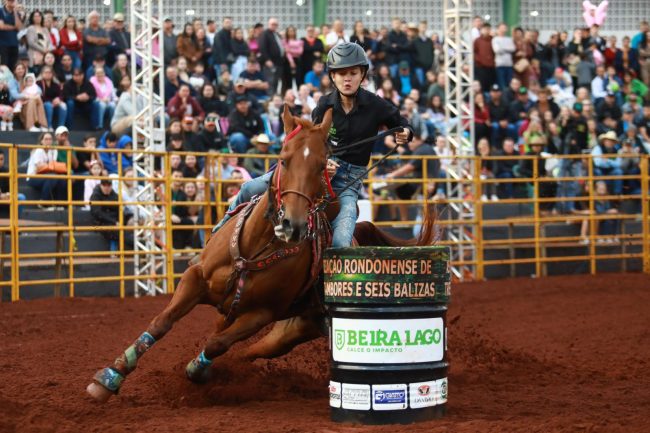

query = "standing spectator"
(303, 59), (324, 93)
(639, 31), (650, 86)
(473, 23), (495, 92)
(205, 19), (216, 46)
(90, 179), (134, 251)
(229, 27), (250, 81)
(591, 65), (608, 104)
(108, 12), (130, 58)
(37, 65), (66, 129)
(0, 149), (26, 217)
(166, 83), (204, 121)
(282, 25), (303, 94)
(227, 94), (264, 153)
(603, 36), (619, 68)
(0, 0), (24, 71)
(59, 15), (83, 69)
(162, 17), (177, 67)
(470, 16), (482, 41)
(492, 23), (515, 90)
(300, 24), (324, 79)
(386, 17), (410, 77)
(195, 27), (211, 69)
(89, 67), (116, 130)
(213, 17), (234, 77)
(247, 23), (264, 58)
(82, 11), (111, 70)
(631, 20), (649, 50)
(325, 19), (349, 52)
(25, 10), (53, 70)
(615, 36), (639, 77)
(176, 23), (202, 70)
(413, 21), (433, 85)
(258, 17), (284, 97)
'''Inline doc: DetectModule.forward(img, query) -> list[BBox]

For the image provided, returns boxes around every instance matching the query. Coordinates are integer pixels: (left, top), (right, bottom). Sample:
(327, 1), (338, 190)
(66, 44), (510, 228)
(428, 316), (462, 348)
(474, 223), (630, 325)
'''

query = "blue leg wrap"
(186, 351), (213, 380)
(115, 332), (156, 374)
(94, 367), (125, 393)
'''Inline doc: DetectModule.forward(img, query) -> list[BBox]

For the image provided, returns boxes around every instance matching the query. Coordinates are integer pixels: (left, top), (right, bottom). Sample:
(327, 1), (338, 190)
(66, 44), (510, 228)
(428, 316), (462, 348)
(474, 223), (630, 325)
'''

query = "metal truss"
(443, 0), (476, 281)
(130, 0), (167, 296)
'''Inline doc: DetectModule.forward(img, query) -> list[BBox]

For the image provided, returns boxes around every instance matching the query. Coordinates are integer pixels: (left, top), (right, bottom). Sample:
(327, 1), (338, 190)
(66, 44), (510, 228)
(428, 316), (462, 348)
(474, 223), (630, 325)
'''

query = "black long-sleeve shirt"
(311, 88), (412, 166)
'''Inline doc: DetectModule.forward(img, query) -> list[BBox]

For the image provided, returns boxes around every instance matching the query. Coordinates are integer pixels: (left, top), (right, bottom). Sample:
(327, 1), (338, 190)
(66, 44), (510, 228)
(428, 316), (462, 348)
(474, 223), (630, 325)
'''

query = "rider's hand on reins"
(394, 128), (410, 146)
(326, 159), (340, 177)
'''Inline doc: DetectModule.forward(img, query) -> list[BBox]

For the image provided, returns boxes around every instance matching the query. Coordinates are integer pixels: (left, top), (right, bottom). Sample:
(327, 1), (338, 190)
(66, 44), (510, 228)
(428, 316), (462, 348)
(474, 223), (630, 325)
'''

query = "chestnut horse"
(87, 106), (436, 402)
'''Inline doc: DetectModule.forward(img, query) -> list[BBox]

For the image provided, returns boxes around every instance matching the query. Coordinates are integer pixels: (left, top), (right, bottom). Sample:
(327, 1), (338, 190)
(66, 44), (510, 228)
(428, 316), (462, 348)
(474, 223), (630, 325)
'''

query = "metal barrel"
(324, 246), (451, 425)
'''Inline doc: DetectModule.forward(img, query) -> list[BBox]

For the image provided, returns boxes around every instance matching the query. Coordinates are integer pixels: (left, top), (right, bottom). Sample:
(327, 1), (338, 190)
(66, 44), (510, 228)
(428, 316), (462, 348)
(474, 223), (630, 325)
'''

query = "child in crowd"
(84, 160), (103, 210)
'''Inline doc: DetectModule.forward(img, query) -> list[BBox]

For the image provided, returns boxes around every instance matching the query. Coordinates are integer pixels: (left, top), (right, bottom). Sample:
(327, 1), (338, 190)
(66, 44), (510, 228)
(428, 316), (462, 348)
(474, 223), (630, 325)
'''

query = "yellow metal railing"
(1, 143), (648, 300)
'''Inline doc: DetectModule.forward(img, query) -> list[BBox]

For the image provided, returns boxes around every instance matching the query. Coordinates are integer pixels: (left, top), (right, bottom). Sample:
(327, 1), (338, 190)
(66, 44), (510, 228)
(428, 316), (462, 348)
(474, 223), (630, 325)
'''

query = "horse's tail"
(354, 205), (438, 247)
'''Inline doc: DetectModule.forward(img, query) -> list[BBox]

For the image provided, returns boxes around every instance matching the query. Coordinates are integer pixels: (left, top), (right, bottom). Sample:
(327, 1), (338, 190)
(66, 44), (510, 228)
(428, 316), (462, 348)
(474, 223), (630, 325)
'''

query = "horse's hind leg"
(243, 312), (325, 361)
(87, 264), (208, 402)
(186, 309), (274, 383)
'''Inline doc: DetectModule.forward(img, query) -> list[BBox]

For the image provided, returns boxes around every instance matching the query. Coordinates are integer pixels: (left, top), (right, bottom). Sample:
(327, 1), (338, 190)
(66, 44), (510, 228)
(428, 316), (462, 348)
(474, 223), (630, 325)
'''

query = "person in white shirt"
(491, 23), (515, 89)
(471, 15), (483, 41)
(590, 65), (608, 104)
(325, 19), (349, 51)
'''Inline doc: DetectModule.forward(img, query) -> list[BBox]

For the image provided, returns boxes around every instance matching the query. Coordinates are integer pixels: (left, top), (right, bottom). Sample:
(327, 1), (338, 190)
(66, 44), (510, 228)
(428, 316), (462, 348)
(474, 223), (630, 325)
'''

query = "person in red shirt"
(473, 23), (496, 91)
(59, 15), (83, 69)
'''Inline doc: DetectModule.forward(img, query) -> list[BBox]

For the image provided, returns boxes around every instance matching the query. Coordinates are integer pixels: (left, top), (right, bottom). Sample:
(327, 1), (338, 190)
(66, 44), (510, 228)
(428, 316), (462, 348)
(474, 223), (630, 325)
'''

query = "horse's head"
(271, 105), (333, 243)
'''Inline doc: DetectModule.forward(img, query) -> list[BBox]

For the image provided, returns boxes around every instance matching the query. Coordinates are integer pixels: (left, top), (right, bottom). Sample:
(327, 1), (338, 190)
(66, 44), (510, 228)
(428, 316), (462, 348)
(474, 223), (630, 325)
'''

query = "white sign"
(329, 381), (341, 408)
(341, 383), (371, 410)
(409, 380), (438, 409)
(372, 384), (407, 411)
(331, 317), (444, 364)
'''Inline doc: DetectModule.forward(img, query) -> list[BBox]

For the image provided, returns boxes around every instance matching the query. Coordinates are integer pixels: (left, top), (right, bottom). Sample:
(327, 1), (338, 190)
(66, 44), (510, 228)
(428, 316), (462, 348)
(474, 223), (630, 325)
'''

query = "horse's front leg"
(186, 309), (274, 383)
(87, 264), (209, 402)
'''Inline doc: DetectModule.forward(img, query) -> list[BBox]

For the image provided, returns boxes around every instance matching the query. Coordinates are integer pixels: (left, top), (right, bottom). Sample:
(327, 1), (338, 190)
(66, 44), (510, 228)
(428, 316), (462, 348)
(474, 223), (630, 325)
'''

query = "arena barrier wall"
(1, 143), (648, 301)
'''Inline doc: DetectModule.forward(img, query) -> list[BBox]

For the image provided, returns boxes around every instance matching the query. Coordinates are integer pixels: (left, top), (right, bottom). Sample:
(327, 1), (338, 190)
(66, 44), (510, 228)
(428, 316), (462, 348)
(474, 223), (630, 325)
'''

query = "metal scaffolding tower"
(130, 0), (167, 296)
(443, 0), (476, 280)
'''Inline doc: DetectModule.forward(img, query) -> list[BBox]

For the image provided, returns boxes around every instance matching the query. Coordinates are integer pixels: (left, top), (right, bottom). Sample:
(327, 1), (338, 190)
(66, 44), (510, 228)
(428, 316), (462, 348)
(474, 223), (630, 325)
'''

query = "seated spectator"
(376, 78), (400, 107)
(189, 113), (226, 153)
(89, 67), (116, 129)
(63, 67), (98, 129)
(97, 131), (124, 174)
(112, 166), (138, 218)
(85, 55), (112, 81)
(197, 83), (228, 118)
(176, 23), (202, 70)
(508, 85), (534, 131)
(495, 137), (518, 199)
(26, 132), (67, 207)
(394, 61), (422, 97)
(55, 54), (75, 83)
(176, 56), (191, 83)
(488, 84), (516, 147)
(167, 133), (186, 152)
(238, 59), (270, 101)
(90, 179), (134, 251)
(180, 115), (198, 143)
(595, 90), (622, 133)
(182, 154), (200, 178)
(111, 53), (130, 91)
(216, 68), (233, 97)
(423, 94), (446, 137)
(592, 130), (623, 195)
(164, 65), (190, 104)
(188, 62), (209, 93)
(618, 138), (642, 195)
(76, 134), (99, 174)
(547, 67), (575, 107)
(37, 66), (67, 129)
(166, 83), (204, 122)
(227, 94), (265, 154)
(0, 75), (15, 131)
(169, 153), (184, 172)
(14, 69), (48, 131)
(474, 92), (491, 142)
(593, 180), (620, 242)
(83, 159), (103, 209)
(304, 59), (325, 93)
(515, 135), (556, 213)
(296, 84), (316, 116)
(230, 27), (251, 81)
(243, 134), (276, 178)
(0, 150), (26, 217)
(226, 78), (262, 114)
(110, 75), (144, 135)
(385, 135), (440, 222)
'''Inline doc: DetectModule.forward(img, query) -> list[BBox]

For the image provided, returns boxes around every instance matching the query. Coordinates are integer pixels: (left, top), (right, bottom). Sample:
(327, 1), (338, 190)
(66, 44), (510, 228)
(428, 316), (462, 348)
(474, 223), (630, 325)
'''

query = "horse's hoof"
(86, 382), (114, 403)
(185, 362), (211, 384)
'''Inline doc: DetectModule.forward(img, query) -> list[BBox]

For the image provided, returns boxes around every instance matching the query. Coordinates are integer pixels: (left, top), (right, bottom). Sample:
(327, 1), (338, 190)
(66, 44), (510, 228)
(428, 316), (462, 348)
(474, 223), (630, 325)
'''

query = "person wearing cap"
(394, 60), (421, 97)
(82, 11), (110, 70)
(243, 133), (276, 178)
(515, 135), (556, 206)
(488, 84), (515, 147)
(508, 85), (534, 129)
(595, 89), (622, 132)
(188, 112), (226, 156)
(211, 42), (412, 249)
(592, 130), (623, 195)
(226, 77), (262, 114)
(109, 12), (130, 58)
(227, 94), (265, 153)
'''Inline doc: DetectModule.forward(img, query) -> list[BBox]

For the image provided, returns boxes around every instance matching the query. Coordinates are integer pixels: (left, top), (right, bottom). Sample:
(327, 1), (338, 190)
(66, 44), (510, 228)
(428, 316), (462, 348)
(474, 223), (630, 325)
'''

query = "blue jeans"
(213, 158), (366, 248)
(66, 99), (100, 129)
(594, 166), (623, 195)
(496, 171), (515, 198)
(229, 132), (251, 154)
(27, 177), (67, 201)
(43, 101), (68, 128)
(65, 50), (82, 70)
(93, 101), (115, 129)
(557, 159), (583, 213)
(414, 67), (425, 86)
(495, 66), (513, 90)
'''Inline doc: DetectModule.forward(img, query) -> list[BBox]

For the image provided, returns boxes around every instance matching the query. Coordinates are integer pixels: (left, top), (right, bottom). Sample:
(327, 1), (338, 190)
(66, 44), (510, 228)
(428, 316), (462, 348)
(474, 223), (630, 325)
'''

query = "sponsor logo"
(372, 384), (407, 411)
(341, 383), (370, 411)
(439, 379), (448, 402)
(331, 318), (444, 364)
(329, 381), (341, 408)
(409, 380), (438, 409)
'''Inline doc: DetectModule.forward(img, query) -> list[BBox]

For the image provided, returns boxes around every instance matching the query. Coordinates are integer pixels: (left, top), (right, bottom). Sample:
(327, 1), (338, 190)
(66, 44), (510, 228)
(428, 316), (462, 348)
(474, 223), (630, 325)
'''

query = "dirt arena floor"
(1, 273), (649, 433)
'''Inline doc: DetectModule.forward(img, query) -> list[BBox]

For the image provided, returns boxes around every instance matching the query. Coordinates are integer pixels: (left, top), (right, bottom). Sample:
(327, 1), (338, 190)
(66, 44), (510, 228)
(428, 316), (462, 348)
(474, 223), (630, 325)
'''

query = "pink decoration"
(582, 1), (609, 27)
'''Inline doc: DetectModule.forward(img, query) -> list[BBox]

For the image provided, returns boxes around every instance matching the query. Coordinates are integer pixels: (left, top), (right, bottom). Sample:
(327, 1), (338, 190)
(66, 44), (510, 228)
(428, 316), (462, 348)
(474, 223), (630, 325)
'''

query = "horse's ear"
(282, 104), (295, 135)
(318, 108), (333, 138)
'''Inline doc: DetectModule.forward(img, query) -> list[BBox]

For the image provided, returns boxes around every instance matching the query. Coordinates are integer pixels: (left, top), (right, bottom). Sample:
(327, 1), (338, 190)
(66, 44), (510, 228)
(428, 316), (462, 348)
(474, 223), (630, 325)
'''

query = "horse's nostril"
(282, 219), (292, 230)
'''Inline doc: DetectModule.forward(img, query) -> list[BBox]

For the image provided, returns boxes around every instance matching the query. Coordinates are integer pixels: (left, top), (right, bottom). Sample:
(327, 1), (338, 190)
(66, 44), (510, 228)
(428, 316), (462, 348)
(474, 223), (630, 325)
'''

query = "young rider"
(212, 42), (413, 247)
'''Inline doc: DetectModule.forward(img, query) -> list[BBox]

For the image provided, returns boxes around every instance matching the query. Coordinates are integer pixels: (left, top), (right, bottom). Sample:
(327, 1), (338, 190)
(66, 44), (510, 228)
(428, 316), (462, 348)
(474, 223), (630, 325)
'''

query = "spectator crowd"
(1, 3), (649, 247)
